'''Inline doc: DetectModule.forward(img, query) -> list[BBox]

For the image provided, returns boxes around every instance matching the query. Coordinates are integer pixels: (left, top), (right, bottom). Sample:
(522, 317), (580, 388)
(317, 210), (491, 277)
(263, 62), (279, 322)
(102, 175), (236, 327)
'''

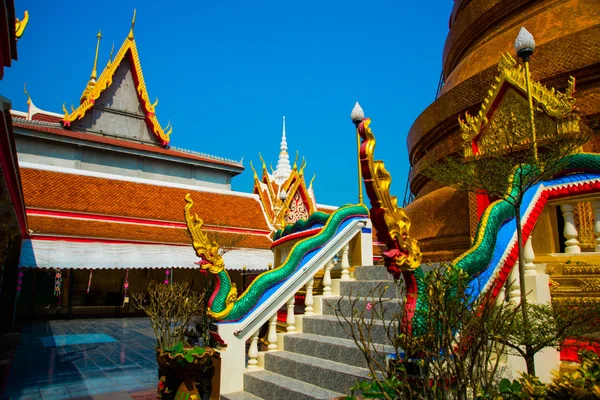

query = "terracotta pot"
(156, 347), (215, 400)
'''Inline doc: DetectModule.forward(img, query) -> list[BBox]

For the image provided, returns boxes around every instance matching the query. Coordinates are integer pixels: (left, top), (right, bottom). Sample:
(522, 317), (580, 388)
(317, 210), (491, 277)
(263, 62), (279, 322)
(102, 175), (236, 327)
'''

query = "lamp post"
(514, 27), (538, 162)
(351, 102), (365, 204)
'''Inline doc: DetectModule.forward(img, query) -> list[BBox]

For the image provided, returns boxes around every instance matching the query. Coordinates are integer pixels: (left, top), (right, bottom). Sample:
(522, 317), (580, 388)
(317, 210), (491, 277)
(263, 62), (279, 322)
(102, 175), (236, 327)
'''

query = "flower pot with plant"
(133, 281), (212, 399)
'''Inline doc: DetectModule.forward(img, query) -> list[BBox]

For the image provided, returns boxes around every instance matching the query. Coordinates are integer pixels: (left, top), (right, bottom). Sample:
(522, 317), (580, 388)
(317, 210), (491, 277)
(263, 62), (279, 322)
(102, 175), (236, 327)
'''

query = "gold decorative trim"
(15, 11), (29, 39)
(459, 53), (579, 158)
(360, 119), (422, 271)
(563, 265), (600, 275)
(63, 12), (171, 145)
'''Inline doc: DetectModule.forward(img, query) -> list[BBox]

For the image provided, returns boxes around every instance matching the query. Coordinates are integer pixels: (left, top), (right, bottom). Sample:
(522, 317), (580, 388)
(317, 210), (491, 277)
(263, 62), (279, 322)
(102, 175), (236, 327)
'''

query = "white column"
(322, 259), (335, 297)
(523, 236), (537, 276)
(592, 201), (600, 252)
(508, 264), (521, 304)
(560, 203), (581, 254)
(304, 278), (314, 316)
(286, 295), (296, 333)
(267, 313), (278, 351)
(247, 330), (260, 369)
(340, 245), (351, 281)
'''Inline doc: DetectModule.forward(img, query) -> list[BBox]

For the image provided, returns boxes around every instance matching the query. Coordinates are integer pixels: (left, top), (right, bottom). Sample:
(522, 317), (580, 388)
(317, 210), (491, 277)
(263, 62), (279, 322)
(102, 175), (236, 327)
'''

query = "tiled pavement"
(2, 318), (158, 400)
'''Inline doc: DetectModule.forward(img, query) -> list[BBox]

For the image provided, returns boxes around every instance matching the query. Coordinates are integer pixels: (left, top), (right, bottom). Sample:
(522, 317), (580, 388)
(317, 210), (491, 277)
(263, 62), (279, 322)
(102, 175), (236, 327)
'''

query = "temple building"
(405, 0), (600, 262)
(251, 116), (334, 231)
(5, 16), (337, 318)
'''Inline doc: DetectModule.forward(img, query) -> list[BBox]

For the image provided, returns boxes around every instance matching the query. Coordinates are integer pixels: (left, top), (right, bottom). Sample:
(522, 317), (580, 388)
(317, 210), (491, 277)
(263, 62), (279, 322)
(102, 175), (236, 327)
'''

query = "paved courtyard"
(3, 318), (158, 400)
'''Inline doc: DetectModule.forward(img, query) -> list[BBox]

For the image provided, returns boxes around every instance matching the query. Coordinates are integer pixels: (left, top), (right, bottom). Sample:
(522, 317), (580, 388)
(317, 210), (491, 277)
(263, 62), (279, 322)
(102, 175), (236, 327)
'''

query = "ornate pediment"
(460, 53), (580, 158)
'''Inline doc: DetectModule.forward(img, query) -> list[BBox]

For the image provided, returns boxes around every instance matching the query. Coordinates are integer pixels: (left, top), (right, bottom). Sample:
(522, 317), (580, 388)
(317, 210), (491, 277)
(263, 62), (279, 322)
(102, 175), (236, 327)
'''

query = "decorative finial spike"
(90, 30), (102, 81)
(128, 9), (136, 40)
(273, 116), (292, 184)
(108, 43), (115, 66)
(351, 102), (365, 123)
(23, 82), (31, 105)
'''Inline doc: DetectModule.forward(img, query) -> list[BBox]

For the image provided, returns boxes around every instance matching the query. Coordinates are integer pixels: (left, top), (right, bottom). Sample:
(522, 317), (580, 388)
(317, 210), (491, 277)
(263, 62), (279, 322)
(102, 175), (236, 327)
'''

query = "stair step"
(284, 332), (395, 369)
(264, 351), (370, 394)
(221, 391), (264, 400)
(340, 280), (400, 298)
(322, 296), (403, 319)
(244, 369), (343, 400)
(354, 265), (394, 281)
(302, 314), (397, 345)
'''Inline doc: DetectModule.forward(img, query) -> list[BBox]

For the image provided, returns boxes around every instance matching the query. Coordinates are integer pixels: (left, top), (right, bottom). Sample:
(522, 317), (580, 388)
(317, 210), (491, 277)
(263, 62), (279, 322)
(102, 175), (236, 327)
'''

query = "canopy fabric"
(19, 239), (273, 271)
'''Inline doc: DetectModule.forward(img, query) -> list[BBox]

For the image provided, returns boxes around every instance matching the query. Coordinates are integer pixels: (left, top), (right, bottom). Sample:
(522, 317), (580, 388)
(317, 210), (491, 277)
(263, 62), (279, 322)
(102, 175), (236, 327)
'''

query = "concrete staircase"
(221, 266), (400, 400)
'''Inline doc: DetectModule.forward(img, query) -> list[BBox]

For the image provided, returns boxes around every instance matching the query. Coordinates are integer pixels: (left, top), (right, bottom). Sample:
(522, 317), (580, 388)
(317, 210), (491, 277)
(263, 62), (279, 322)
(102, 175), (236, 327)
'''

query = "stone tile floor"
(2, 318), (158, 400)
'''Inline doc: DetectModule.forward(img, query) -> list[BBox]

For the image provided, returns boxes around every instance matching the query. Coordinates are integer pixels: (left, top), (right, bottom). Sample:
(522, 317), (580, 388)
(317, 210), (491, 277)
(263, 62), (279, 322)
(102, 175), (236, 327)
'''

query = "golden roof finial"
(107, 43), (115, 66)
(250, 160), (258, 178)
(24, 82), (31, 105)
(15, 11), (29, 39)
(128, 9), (136, 40)
(309, 173), (316, 189)
(90, 30), (102, 81)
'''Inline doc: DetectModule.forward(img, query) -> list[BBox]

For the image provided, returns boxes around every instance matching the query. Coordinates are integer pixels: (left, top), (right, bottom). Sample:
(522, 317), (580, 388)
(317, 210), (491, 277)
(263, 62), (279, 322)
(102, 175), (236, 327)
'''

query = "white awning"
(19, 239), (273, 271)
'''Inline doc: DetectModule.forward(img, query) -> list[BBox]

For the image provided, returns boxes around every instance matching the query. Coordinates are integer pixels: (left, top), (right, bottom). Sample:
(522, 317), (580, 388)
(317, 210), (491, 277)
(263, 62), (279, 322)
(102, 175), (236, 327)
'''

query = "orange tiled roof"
(27, 215), (271, 249)
(13, 118), (243, 169)
(20, 168), (270, 231)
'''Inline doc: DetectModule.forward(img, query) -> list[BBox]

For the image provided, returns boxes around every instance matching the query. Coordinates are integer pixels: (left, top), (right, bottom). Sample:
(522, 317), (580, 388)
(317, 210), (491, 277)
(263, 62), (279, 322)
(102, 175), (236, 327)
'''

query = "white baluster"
(247, 330), (259, 369)
(523, 235), (537, 276)
(592, 200), (600, 252)
(560, 203), (581, 254)
(508, 264), (521, 304)
(286, 295), (296, 333)
(496, 284), (506, 306)
(323, 259), (335, 297)
(341, 245), (351, 281)
(267, 313), (278, 351)
(304, 278), (314, 316)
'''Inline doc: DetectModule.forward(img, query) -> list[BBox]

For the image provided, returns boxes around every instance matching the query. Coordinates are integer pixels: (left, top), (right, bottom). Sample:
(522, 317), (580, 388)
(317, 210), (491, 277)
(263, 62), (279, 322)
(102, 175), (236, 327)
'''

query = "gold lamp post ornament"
(514, 27), (538, 162)
(351, 102), (365, 204)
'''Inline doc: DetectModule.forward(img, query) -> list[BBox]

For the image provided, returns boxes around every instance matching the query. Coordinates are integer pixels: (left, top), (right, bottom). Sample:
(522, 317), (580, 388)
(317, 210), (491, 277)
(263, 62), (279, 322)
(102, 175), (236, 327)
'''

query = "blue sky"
(3, 0), (453, 206)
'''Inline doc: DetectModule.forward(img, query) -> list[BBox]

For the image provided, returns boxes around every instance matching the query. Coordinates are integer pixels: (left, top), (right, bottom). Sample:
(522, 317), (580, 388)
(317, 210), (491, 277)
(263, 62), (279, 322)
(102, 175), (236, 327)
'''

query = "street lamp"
(351, 102), (365, 204)
(514, 27), (538, 162)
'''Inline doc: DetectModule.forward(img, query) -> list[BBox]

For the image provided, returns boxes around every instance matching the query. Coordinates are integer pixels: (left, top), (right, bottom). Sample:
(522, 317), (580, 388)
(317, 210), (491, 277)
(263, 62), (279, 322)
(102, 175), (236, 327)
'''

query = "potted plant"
(133, 281), (211, 400)
(184, 279), (218, 400)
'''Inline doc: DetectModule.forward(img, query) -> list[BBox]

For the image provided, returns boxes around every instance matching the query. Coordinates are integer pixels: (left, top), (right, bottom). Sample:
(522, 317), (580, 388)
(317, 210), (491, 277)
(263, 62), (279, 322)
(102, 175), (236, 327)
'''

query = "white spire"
(273, 116), (292, 184)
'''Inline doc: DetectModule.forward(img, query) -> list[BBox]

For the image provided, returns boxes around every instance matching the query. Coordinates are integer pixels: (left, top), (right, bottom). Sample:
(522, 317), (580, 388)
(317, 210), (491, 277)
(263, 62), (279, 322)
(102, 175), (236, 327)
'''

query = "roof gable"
(460, 53), (579, 158)
(62, 26), (172, 146)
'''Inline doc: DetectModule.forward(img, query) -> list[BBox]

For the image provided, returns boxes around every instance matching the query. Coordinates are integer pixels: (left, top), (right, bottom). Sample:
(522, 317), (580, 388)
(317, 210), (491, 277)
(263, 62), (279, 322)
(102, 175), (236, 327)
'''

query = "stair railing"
(216, 217), (373, 394)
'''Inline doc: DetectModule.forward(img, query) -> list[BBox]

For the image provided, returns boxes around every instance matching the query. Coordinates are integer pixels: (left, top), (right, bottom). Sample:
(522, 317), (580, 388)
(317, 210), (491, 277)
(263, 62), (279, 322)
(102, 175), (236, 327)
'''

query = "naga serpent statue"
(184, 193), (368, 322)
(356, 116), (600, 336)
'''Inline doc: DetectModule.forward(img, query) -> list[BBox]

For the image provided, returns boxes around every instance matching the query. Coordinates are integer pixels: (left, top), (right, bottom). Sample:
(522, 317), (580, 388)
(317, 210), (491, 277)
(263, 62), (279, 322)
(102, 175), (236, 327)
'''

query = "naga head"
(185, 194), (225, 274)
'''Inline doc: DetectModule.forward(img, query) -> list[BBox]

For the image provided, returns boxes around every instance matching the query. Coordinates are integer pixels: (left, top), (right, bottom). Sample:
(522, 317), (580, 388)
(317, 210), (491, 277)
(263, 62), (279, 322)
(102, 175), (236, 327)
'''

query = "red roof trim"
(27, 208), (272, 236)
(13, 118), (243, 169)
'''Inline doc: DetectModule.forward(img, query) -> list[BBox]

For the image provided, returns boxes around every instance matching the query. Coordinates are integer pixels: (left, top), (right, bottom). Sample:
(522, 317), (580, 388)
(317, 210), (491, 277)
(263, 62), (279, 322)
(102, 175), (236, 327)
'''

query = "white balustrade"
(508, 264), (521, 304)
(560, 203), (581, 254)
(247, 330), (260, 369)
(592, 201), (600, 252)
(341, 244), (351, 281)
(286, 295), (296, 332)
(523, 236), (537, 276)
(304, 278), (314, 316)
(322, 259), (335, 297)
(267, 313), (278, 351)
